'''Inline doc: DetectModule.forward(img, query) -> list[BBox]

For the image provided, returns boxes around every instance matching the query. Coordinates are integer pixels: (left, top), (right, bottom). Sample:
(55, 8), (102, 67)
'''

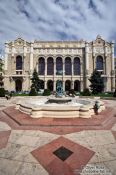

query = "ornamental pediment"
(14, 38), (30, 47)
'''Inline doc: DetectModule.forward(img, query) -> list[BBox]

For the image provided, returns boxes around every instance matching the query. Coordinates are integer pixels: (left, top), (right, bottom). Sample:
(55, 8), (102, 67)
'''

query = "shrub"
(29, 88), (37, 96)
(82, 88), (91, 96)
(43, 89), (51, 96)
(68, 89), (75, 97)
(113, 89), (116, 97)
(0, 88), (5, 97)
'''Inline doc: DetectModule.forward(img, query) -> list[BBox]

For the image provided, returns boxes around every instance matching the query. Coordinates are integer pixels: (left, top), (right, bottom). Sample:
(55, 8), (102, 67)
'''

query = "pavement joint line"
(0, 156), (40, 164)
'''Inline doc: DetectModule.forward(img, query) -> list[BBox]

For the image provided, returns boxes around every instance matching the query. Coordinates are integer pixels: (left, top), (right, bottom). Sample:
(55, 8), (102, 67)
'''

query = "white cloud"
(0, 0), (116, 54)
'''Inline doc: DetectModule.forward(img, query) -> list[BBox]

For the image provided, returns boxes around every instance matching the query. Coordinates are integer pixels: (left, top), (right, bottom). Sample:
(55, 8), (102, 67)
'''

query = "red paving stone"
(0, 106), (116, 134)
(31, 137), (95, 175)
(0, 130), (11, 149)
(112, 131), (116, 140)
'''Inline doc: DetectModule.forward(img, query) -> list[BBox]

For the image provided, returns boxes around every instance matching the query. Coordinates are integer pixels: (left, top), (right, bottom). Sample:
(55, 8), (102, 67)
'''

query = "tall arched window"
(38, 57), (45, 75)
(16, 55), (22, 70)
(74, 57), (80, 75)
(56, 57), (63, 75)
(65, 57), (72, 75)
(96, 56), (103, 70)
(47, 57), (54, 75)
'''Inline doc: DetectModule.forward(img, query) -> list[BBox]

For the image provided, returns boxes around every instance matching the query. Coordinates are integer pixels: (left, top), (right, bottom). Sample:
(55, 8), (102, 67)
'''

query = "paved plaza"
(0, 97), (116, 175)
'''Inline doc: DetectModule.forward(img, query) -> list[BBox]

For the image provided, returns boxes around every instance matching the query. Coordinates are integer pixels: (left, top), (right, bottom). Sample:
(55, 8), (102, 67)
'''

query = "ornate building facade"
(3, 35), (115, 92)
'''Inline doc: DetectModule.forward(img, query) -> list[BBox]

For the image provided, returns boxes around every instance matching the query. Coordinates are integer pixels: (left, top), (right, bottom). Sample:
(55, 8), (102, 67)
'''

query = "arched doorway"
(47, 57), (54, 75)
(38, 57), (45, 75)
(65, 80), (71, 91)
(16, 55), (23, 70)
(56, 57), (63, 75)
(65, 57), (72, 75)
(74, 80), (80, 92)
(74, 57), (80, 75)
(47, 80), (53, 91)
(15, 79), (22, 92)
(40, 80), (44, 89)
(96, 55), (103, 70)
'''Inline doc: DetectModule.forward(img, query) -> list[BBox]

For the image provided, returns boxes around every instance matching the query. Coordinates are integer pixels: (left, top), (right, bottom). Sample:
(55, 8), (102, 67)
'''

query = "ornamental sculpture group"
(56, 80), (63, 97)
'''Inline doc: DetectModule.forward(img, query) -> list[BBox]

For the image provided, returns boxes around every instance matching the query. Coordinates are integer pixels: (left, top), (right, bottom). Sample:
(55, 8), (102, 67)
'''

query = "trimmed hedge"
(113, 89), (116, 97)
(29, 88), (38, 96)
(82, 88), (91, 96)
(0, 88), (5, 97)
(43, 89), (51, 96)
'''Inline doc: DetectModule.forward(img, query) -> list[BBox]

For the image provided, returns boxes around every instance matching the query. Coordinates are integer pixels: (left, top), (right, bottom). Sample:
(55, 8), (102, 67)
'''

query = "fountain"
(16, 96), (105, 119)
(16, 79), (105, 119)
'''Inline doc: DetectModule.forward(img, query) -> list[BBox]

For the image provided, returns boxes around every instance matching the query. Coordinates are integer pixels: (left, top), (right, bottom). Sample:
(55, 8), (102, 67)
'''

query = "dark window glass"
(96, 56), (103, 70)
(65, 57), (72, 75)
(16, 56), (22, 70)
(39, 57), (45, 75)
(56, 57), (63, 75)
(74, 57), (80, 75)
(47, 57), (54, 75)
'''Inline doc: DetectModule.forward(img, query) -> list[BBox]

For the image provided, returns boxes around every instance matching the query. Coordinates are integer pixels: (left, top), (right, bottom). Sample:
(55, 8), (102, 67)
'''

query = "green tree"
(89, 69), (104, 94)
(30, 69), (41, 94)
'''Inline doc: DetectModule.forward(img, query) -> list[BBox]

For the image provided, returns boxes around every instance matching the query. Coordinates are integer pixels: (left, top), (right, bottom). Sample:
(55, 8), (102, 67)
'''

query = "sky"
(0, 0), (116, 55)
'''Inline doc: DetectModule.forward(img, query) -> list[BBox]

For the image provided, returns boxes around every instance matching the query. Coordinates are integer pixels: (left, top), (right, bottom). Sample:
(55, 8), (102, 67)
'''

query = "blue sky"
(0, 0), (116, 55)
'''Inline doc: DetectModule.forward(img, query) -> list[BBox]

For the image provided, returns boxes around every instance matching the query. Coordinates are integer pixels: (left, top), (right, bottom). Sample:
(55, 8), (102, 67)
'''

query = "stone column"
(71, 59), (74, 89)
(11, 41), (15, 57)
(111, 41), (115, 71)
(54, 80), (56, 91)
(4, 42), (9, 71)
(44, 80), (47, 89)
(104, 43), (107, 75)
(85, 42), (89, 88)
(111, 40), (115, 91)
(93, 45), (95, 70)
(24, 41), (27, 57)
(71, 80), (74, 89)
(71, 58), (73, 76)
(63, 58), (65, 76)
(44, 60), (47, 90)
(30, 42), (34, 73)
(54, 58), (56, 76)
(80, 80), (84, 92)
(45, 59), (47, 77)
(63, 80), (65, 91)
(36, 62), (38, 73)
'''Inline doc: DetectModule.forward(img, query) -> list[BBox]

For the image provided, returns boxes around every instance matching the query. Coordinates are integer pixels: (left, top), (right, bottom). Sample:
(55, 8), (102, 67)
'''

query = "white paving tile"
(0, 121), (11, 131)
(16, 162), (48, 175)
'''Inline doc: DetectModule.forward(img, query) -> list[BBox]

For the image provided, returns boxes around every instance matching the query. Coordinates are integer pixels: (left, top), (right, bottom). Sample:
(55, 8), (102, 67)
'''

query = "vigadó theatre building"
(3, 35), (115, 92)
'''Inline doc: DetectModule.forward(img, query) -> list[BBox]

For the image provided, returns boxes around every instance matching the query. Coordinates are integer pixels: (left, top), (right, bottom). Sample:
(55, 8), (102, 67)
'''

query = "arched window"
(65, 57), (72, 75)
(38, 57), (45, 75)
(74, 57), (80, 75)
(96, 56), (103, 70)
(16, 56), (22, 70)
(56, 57), (63, 75)
(47, 57), (54, 75)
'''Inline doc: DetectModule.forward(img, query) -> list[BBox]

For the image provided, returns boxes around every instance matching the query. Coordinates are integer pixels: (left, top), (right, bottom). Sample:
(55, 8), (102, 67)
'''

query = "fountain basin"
(16, 97), (105, 118)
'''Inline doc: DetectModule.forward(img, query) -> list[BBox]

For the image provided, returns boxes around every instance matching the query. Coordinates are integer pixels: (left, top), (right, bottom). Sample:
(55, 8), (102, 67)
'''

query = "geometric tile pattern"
(53, 146), (73, 161)
(2, 106), (116, 134)
(31, 137), (95, 175)
(0, 130), (11, 149)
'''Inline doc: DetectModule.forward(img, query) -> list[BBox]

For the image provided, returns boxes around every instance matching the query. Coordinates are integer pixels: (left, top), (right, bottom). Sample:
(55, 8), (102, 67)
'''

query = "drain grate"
(53, 146), (73, 161)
